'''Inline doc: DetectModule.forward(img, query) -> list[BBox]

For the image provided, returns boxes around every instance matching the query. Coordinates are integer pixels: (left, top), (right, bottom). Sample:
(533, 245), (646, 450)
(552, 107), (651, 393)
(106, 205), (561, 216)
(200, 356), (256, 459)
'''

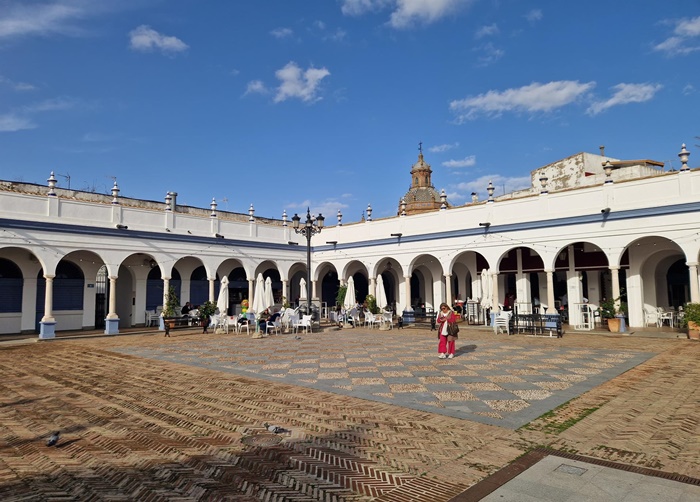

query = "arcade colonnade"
(0, 165), (699, 337)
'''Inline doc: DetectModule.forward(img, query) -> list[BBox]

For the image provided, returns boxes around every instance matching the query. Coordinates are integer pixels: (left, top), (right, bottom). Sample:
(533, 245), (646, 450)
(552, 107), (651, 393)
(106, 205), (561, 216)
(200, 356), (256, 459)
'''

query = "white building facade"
(0, 145), (698, 338)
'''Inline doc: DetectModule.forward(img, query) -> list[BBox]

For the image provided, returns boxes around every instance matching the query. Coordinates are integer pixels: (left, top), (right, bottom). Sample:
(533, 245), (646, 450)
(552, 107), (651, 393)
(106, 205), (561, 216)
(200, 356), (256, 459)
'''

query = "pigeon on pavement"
(46, 431), (60, 447)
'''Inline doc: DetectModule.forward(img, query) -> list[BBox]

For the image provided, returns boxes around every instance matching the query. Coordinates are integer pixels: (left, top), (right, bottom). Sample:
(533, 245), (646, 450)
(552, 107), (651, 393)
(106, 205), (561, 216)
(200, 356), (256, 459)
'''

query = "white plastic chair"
(644, 306), (660, 327)
(265, 318), (281, 335)
(657, 307), (674, 328)
(493, 311), (512, 335)
(381, 311), (393, 329)
(294, 315), (312, 334)
(364, 310), (377, 328)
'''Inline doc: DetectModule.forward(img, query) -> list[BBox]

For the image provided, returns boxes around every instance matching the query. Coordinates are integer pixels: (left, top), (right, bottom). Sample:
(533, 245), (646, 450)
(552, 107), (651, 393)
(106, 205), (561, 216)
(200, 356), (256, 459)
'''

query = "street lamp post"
(292, 208), (324, 321)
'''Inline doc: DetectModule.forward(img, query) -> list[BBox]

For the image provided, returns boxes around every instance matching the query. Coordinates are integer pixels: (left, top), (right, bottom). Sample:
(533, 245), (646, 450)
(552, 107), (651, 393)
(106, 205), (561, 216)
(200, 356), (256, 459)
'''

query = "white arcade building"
(0, 143), (698, 338)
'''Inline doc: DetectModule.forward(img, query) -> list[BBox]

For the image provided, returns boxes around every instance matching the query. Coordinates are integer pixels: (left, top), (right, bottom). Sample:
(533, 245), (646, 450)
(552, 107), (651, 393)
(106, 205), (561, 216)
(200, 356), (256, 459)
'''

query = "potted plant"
(198, 301), (217, 334)
(162, 285), (180, 330)
(680, 302), (700, 340)
(599, 295), (627, 332)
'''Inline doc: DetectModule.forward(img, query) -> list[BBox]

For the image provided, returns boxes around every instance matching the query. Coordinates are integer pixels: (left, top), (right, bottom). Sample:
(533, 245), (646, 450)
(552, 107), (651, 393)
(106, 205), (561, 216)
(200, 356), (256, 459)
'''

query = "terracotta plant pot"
(688, 321), (700, 340)
(606, 317), (620, 332)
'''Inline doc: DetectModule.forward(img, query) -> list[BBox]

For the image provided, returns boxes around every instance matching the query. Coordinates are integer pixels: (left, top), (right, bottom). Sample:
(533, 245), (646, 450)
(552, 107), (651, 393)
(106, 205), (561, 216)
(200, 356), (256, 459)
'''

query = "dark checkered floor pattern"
(115, 331), (652, 429)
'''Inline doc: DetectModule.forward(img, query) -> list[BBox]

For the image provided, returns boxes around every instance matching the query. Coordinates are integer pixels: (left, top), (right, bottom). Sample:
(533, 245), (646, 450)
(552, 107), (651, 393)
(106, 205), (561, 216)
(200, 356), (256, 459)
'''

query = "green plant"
(198, 300), (217, 320)
(364, 294), (379, 314)
(336, 285), (347, 306)
(680, 302), (700, 329)
(282, 296), (290, 309)
(162, 285), (179, 317)
(599, 291), (627, 319)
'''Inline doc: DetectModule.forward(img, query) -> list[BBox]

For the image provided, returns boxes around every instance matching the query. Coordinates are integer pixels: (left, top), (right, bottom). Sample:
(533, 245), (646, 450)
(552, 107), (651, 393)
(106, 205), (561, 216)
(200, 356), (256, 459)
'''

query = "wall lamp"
(115, 224), (128, 230)
(288, 241), (299, 246)
(601, 207), (610, 214)
(215, 233), (224, 239)
(326, 241), (338, 245)
(479, 222), (491, 228)
(391, 233), (403, 237)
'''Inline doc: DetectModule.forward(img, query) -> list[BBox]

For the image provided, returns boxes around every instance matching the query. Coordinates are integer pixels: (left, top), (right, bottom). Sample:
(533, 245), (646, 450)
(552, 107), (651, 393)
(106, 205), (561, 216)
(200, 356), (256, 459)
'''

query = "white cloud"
(0, 75), (36, 91)
(429, 142), (459, 153)
(273, 62), (331, 103)
(270, 27), (293, 38)
(0, 113), (35, 132)
(389, 0), (473, 28)
(586, 82), (662, 115)
(341, 0), (393, 16)
(653, 16), (700, 56)
(443, 156), (476, 168)
(450, 80), (595, 121)
(524, 9), (543, 24)
(340, 0), (472, 28)
(129, 25), (188, 54)
(0, 1), (84, 39)
(683, 84), (695, 95)
(475, 23), (498, 39)
(244, 80), (268, 96)
(473, 42), (504, 66)
(23, 96), (78, 113)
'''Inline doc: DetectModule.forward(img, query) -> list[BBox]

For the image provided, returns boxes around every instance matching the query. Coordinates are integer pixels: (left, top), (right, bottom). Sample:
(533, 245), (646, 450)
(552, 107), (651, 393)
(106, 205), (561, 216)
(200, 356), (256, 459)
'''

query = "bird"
(263, 423), (287, 434)
(294, 336), (302, 340)
(46, 431), (60, 447)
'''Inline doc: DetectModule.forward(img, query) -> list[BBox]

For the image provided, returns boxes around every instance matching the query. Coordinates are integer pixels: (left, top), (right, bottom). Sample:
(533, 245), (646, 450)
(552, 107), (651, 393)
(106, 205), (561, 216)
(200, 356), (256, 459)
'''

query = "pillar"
(370, 276), (376, 298)
(492, 273), (499, 312)
(445, 274), (452, 306)
(105, 276), (120, 335)
(610, 266), (621, 309)
(248, 279), (254, 305)
(158, 277), (170, 331)
(545, 269), (555, 314)
(39, 275), (56, 339)
(688, 262), (700, 303)
(209, 278), (215, 302)
(282, 279), (288, 303)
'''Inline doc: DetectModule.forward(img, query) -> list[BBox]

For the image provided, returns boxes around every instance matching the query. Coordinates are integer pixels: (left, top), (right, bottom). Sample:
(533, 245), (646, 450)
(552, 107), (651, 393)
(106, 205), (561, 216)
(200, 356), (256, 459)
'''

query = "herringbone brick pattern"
(0, 328), (698, 501)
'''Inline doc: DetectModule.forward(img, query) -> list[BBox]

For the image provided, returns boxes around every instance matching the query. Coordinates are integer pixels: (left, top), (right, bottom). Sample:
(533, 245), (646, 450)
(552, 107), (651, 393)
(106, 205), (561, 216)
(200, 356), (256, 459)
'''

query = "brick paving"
(0, 326), (698, 501)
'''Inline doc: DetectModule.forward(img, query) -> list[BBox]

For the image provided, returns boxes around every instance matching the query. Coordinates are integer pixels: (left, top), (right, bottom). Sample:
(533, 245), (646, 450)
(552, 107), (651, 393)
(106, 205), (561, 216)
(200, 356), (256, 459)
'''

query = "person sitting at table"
(181, 302), (194, 316)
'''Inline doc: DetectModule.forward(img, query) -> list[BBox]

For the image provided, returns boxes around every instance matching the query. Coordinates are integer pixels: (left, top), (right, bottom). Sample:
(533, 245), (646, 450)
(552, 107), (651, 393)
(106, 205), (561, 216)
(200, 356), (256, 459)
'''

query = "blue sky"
(1, 0), (699, 223)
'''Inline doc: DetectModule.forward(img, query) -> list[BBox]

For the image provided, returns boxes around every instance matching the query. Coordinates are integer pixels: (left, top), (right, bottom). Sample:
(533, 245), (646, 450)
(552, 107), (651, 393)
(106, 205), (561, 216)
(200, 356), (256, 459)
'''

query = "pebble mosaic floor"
(115, 331), (652, 429)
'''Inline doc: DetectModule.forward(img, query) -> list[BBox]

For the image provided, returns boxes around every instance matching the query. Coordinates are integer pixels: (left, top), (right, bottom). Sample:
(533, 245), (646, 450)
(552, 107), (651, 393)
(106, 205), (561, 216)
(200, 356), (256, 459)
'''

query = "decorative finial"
(400, 198), (406, 216)
(487, 180), (495, 203)
(539, 175), (548, 195)
(418, 141), (423, 154)
(679, 143), (690, 172)
(366, 203), (372, 222)
(440, 189), (447, 210)
(164, 192), (172, 211)
(248, 203), (254, 222)
(111, 181), (120, 204)
(210, 198), (217, 217)
(337, 209), (342, 226)
(282, 209), (288, 226)
(47, 171), (57, 196)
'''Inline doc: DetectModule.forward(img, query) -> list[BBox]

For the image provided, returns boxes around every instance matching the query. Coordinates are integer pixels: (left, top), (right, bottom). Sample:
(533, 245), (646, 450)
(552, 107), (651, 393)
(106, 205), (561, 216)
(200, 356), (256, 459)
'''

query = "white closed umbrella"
(299, 277), (307, 300)
(216, 276), (229, 316)
(264, 276), (274, 310)
(480, 269), (492, 325)
(252, 273), (266, 315)
(343, 276), (356, 311)
(376, 274), (388, 310)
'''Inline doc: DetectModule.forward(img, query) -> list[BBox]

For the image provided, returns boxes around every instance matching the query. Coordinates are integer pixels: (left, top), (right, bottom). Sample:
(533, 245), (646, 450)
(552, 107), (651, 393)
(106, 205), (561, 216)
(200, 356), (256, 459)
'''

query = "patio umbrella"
(375, 274), (388, 310)
(480, 268), (492, 311)
(264, 276), (274, 310)
(343, 276), (356, 311)
(216, 275), (229, 316)
(299, 277), (307, 300)
(252, 273), (266, 315)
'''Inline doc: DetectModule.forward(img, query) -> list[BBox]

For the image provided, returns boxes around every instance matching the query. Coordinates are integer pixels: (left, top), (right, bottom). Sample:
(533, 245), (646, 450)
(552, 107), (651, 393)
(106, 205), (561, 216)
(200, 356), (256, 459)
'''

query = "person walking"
(436, 302), (458, 359)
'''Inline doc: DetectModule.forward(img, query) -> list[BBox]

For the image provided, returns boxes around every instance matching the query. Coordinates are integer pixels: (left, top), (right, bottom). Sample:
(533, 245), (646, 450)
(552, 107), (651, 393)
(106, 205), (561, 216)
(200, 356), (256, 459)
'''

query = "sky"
(1, 0), (699, 223)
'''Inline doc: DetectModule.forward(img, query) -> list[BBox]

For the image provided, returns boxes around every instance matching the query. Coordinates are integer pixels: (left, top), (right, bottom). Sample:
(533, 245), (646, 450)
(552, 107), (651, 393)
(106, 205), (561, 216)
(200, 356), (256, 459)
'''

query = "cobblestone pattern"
(0, 328), (698, 501)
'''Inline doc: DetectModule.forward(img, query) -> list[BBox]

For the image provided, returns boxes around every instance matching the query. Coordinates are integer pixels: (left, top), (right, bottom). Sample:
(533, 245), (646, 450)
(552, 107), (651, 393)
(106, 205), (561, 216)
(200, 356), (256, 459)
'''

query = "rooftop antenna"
(57, 172), (70, 189)
(222, 197), (229, 211)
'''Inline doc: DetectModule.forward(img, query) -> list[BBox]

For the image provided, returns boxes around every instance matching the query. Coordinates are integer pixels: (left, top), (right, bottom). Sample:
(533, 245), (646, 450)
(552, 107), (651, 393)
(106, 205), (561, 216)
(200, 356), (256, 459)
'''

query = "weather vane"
(418, 141), (423, 154)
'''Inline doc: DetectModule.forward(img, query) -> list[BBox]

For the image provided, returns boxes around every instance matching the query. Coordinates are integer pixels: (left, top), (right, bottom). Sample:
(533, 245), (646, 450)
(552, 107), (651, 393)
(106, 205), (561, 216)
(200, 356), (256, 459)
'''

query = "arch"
(408, 254), (443, 311)
(0, 257), (22, 313)
(35, 260), (85, 332)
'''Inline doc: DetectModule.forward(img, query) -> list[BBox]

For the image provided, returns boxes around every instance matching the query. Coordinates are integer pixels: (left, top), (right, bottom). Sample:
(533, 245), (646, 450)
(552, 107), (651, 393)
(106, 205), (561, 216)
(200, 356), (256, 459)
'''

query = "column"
(610, 266), (621, 309)
(404, 275), (412, 310)
(208, 278), (215, 302)
(248, 279), (254, 305)
(545, 269), (555, 314)
(105, 276), (120, 335)
(39, 275), (56, 339)
(282, 279), (288, 303)
(370, 276), (376, 298)
(312, 280), (317, 299)
(158, 277), (170, 331)
(444, 274), (452, 306)
(688, 262), (700, 303)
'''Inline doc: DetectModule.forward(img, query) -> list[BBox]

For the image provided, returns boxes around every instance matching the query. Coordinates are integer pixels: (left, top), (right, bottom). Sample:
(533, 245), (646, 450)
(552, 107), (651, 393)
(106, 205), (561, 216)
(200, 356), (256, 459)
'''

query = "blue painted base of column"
(39, 321), (56, 339)
(159, 316), (165, 331)
(105, 318), (120, 335)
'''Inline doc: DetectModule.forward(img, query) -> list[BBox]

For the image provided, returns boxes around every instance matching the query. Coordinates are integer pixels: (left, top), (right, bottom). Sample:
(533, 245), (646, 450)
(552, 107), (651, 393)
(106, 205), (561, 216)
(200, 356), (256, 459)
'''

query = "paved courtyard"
(1, 327), (699, 500)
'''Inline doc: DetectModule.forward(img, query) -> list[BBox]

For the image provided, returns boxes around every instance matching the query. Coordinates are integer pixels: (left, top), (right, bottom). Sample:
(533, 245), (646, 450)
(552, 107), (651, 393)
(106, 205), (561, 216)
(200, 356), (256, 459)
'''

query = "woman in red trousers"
(436, 302), (458, 359)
